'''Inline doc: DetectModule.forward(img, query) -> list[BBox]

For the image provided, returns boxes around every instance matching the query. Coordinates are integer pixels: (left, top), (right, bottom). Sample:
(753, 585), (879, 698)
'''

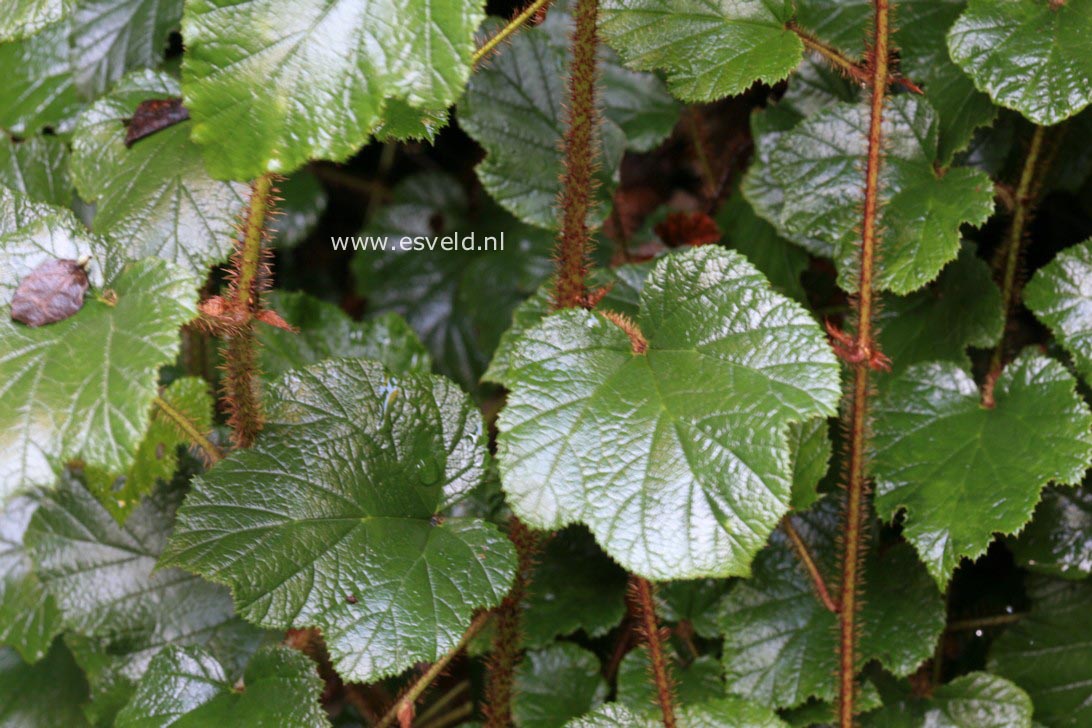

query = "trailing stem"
(837, 1), (891, 724)
(981, 125), (1047, 406)
(629, 576), (677, 728)
(376, 613), (490, 728)
(552, 0), (601, 309)
(218, 174), (278, 448)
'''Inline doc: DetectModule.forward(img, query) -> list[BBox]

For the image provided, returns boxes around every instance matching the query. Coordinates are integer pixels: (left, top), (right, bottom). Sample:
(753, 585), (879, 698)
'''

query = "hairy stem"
(222, 174), (277, 448)
(630, 576), (677, 728)
(552, 0), (601, 309)
(838, 2), (891, 724)
(483, 518), (540, 728)
(375, 614), (488, 728)
(783, 516), (839, 613)
(982, 125), (1047, 406)
(473, 0), (553, 67)
(152, 394), (223, 464)
(787, 22), (921, 94)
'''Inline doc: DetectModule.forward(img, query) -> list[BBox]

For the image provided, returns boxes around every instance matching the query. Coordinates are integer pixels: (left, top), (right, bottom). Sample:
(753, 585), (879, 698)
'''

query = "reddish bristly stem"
(783, 516), (839, 614)
(787, 21), (922, 95)
(552, 0), (601, 310)
(981, 124), (1047, 407)
(630, 576), (677, 728)
(221, 173), (277, 448)
(483, 518), (539, 728)
(838, 1), (891, 724)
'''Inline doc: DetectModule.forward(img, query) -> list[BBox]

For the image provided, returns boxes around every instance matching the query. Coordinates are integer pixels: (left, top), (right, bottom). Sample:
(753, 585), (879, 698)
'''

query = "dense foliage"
(1, 0), (1091, 726)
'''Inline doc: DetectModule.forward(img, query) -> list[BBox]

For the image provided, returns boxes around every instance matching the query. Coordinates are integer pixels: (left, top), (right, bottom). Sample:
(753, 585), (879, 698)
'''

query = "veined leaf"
(0, 23), (83, 136)
(0, 496), (61, 663)
(70, 70), (248, 279)
(618, 648), (723, 712)
(0, 257), (198, 499)
(70, 0), (183, 98)
(116, 645), (329, 728)
(162, 358), (517, 682)
(567, 697), (788, 727)
(598, 0), (802, 102)
(181, 0), (486, 180)
(1024, 238), (1092, 386)
(495, 246), (841, 579)
(872, 354), (1092, 586)
(767, 95), (994, 294)
(24, 474), (263, 714)
(0, 135), (72, 207)
(948, 0), (1092, 126)
(989, 577), (1092, 727)
(0, 0), (74, 42)
(718, 498), (945, 708)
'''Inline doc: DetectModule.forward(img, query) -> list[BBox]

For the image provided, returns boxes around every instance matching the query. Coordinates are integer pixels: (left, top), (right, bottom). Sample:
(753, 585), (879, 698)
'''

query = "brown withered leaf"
(125, 97), (190, 148)
(10, 259), (90, 327)
(654, 211), (721, 248)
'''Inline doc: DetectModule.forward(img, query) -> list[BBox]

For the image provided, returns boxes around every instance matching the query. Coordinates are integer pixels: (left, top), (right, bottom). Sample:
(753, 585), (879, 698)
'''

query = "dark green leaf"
(655, 579), (731, 639)
(162, 359), (517, 682)
(513, 643), (607, 728)
(1010, 485), (1092, 580)
(872, 354), (1092, 586)
(990, 577), (1092, 727)
(718, 498), (945, 709)
(116, 645), (329, 728)
(719, 191), (809, 303)
(258, 290), (431, 378)
(268, 172), (326, 249)
(1024, 238), (1092, 386)
(0, 641), (90, 727)
(860, 672), (1033, 728)
(496, 246), (841, 579)
(617, 648), (723, 711)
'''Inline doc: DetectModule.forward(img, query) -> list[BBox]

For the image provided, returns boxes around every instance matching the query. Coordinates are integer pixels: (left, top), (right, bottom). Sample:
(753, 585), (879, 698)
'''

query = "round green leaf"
(513, 643), (608, 728)
(495, 246), (841, 579)
(162, 359), (517, 683)
(0, 496), (61, 663)
(1024, 238), (1092, 386)
(948, 0), (1092, 126)
(1010, 485), (1092, 580)
(860, 672), (1033, 728)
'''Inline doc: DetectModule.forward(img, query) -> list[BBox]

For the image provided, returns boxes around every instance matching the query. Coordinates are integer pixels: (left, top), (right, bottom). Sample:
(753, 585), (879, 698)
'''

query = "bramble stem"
(787, 21), (922, 94)
(838, 1), (891, 724)
(152, 394), (222, 464)
(472, 0), (552, 67)
(982, 124), (1047, 406)
(553, 0), (600, 309)
(630, 576), (677, 728)
(376, 614), (489, 728)
(783, 516), (839, 613)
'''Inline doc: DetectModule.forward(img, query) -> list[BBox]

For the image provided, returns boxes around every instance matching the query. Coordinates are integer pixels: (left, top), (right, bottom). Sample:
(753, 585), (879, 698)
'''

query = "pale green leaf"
(71, 70), (247, 278)
(0, 257), (198, 499)
(872, 354), (1092, 586)
(181, 0), (486, 180)
(161, 359), (517, 682)
(495, 246), (841, 579)
(0, 496), (61, 663)
(567, 697), (788, 727)
(0, 0), (74, 43)
(948, 0), (1092, 126)
(70, 0), (183, 98)
(0, 23), (83, 135)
